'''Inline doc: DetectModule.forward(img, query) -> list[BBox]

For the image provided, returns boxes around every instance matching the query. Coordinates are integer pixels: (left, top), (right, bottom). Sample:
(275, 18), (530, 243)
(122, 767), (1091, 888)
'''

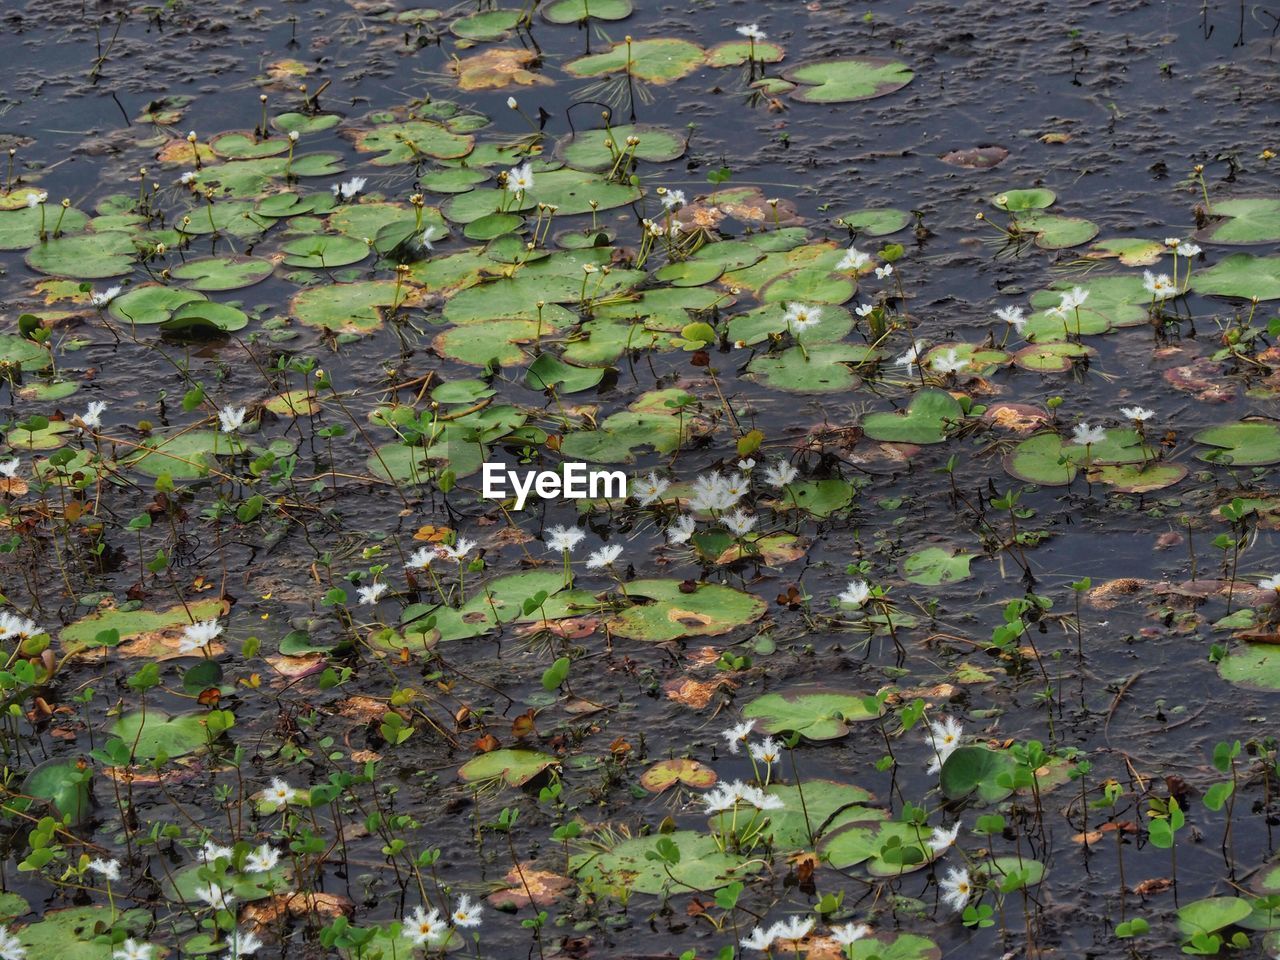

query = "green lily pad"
(566, 38), (706, 84)
(458, 748), (558, 787)
(606, 578), (766, 641)
(939, 744), (1017, 804)
(208, 131), (289, 160)
(109, 710), (214, 760)
(15, 907), (153, 960)
(1197, 197), (1280, 245)
(451, 8), (523, 40)
(435, 319), (560, 367)
(0, 205), (90, 250)
(980, 856), (1047, 890)
(747, 343), (877, 392)
(742, 688), (884, 741)
(705, 40), (786, 68)
(861, 390), (963, 444)
(542, 0), (633, 22)
(163, 301), (251, 334)
(558, 124), (686, 171)
(1003, 433), (1077, 486)
(0, 334), (51, 371)
(290, 280), (404, 334)
(351, 121), (475, 166)
(170, 256), (275, 291)
(1192, 254), (1280, 301)
(1177, 897), (1253, 937)
(991, 188), (1056, 212)
(165, 862), (292, 905)
(1089, 461), (1187, 493)
(819, 819), (943, 875)
(570, 830), (759, 895)
(559, 395), (700, 463)
(839, 934), (940, 960)
(20, 758), (91, 823)
(126, 430), (226, 479)
(281, 234), (369, 269)
(525, 353), (607, 393)
(640, 758), (718, 793)
(1218, 643), (1280, 690)
(902, 546), (978, 585)
(26, 231), (136, 279)
(1016, 212), (1098, 249)
(712, 780), (881, 850)
(834, 207), (911, 236)
(1087, 237), (1167, 266)
(768, 478), (856, 518)
(402, 570), (567, 642)
(1029, 275), (1150, 330)
(1194, 421), (1280, 466)
(108, 285), (207, 325)
(784, 58), (914, 103)
(60, 598), (228, 653)
(1012, 341), (1094, 372)
(527, 168), (644, 216)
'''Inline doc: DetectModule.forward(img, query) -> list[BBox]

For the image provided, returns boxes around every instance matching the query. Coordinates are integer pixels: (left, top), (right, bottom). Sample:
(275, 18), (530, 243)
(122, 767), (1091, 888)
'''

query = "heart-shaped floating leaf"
(1192, 253), (1280, 301)
(1196, 197), (1280, 245)
(819, 820), (945, 875)
(170, 255), (275, 291)
(902, 546), (978, 585)
(1089, 461), (1186, 493)
(861, 390), (963, 444)
(767, 478), (856, 518)
(827, 934), (940, 960)
(783, 58), (913, 103)
(541, 0), (633, 22)
(639, 758), (717, 793)
(742, 687), (884, 741)
(1194, 421), (1280, 466)
(1176, 897), (1253, 937)
(21, 758), (91, 823)
(458, 748), (558, 788)
(350, 120), (475, 165)
(979, 856), (1046, 890)
(707, 780), (880, 850)
(569, 830), (759, 895)
(401, 570), (567, 642)
(939, 744), (1017, 803)
(109, 710), (215, 760)
(290, 280), (405, 334)
(705, 40), (786, 67)
(60, 598), (229, 654)
(606, 578), (766, 641)
(26, 231), (136, 279)
(0, 205), (90, 250)
(451, 8), (523, 41)
(747, 343), (878, 393)
(558, 124), (686, 171)
(565, 38), (707, 84)
(126, 430), (226, 479)
(1012, 341), (1094, 372)
(1218, 643), (1280, 690)
(1016, 212), (1098, 249)
(834, 207), (911, 236)
(14, 907), (153, 960)
(991, 188), (1055, 212)
(1086, 237), (1167, 266)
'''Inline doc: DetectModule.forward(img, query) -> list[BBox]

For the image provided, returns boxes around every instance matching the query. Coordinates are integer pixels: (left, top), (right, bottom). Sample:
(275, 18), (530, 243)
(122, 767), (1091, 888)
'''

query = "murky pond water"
(0, 0), (1278, 957)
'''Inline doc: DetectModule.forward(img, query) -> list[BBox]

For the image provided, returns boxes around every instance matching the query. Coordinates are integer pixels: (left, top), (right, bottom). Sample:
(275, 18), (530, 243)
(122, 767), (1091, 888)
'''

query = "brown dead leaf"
(337, 696), (391, 724)
(487, 863), (573, 909)
(451, 48), (552, 92)
(664, 676), (737, 709)
(241, 891), (352, 928)
(1132, 877), (1175, 896)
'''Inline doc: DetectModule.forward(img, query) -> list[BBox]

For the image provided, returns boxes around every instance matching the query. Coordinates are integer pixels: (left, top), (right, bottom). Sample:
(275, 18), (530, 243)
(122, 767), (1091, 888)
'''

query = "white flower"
(854, 303), (876, 318)
(331, 176), (367, 201)
(749, 737), (782, 766)
(926, 716), (963, 774)
(404, 906), (446, 946)
(930, 348), (967, 375)
(421, 225), (444, 250)
(218, 405), (247, 433)
(79, 400), (107, 431)
(358, 581), (388, 605)
(452, 893), (483, 928)
(631, 472), (670, 506)
(742, 785), (785, 810)
(689, 471), (745, 512)
(586, 544), (624, 569)
(179, 619), (223, 653)
(769, 916), (816, 942)
(995, 305), (1026, 330)
(0, 612), (39, 640)
(831, 922), (871, 946)
(91, 285), (122, 307)
(1120, 406), (1154, 422)
(737, 458), (755, 471)
(224, 928), (263, 958)
(839, 580), (871, 607)
(894, 340), (926, 368)
(1176, 242), (1201, 257)
(702, 783), (742, 814)
(265, 778), (298, 806)
(288, 130), (300, 142)
(939, 866), (973, 912)
(407, 547), (436, 570)
(722, 509), (757, 536)
(667, 514), (697, 545)
(763, 460), (798, 488)
(200, 841), (234, 863)
(1059, 287), (1089, 311)
(1142, 270), (1177, 299)
(506, 163), (535, 194)
(179, 171), (197, 185)
(89, 857), (122, 881)
(245, 843), (280, 873)
(1071, 423), (1107, 446)
(838, 247), (871, 272)
(545, 524), (586, 552)
(1164, 237), (1182, 247)
(194, 883), (237, 911)
(506, 96), (518, 110)
(736, 23), (767, 41)
(0, 459), (19, 479)
(783, 302), (822, 332)
(0, 926), (22, 960)
(721, 719), (755, 754)
(436, 537), (475, 562)
(874, 264), (894, 279)
(928, 822), (961, 852)
(740, 926), (776, 951)
(661, 189), (686, 210)
(113, 940), (152, 960)
(1261, 574), (1280, 591)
